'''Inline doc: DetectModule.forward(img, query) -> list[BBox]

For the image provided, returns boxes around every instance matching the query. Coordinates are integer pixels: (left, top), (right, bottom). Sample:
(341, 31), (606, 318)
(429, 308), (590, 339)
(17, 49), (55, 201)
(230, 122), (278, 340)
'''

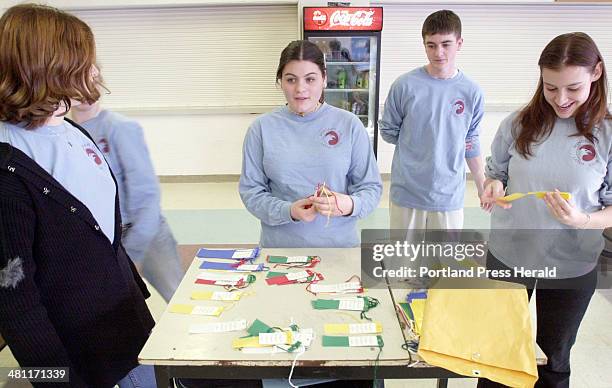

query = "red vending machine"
(303, 6), (383, 156)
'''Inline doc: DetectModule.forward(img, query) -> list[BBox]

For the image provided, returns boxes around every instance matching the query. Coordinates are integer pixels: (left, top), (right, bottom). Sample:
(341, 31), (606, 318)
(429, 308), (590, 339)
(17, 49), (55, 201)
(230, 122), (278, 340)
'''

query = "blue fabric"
(117, 364), (156, 388)
(379, 66), (484, 211)
(239, 103), (382, 248)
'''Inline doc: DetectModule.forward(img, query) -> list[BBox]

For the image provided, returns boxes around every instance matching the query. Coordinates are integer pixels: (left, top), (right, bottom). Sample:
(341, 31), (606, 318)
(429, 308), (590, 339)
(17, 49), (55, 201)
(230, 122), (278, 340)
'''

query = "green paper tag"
(312, 299), (341, 310)
(322, 335), (350, 347)
(247, 319), (273, 336)
(266, 271), (287, 279)
(322, 335), (384, 347)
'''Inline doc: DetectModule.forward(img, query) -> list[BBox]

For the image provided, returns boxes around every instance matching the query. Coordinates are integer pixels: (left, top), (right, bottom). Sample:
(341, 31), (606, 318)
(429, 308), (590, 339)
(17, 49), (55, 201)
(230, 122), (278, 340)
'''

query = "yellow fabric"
(417, 279), (538, 388)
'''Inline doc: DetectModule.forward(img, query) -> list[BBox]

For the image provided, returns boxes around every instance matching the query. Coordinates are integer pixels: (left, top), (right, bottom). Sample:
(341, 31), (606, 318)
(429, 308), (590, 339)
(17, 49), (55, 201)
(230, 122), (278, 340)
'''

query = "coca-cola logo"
(329, 10), (374, 28)
(312, 10), (327, 26)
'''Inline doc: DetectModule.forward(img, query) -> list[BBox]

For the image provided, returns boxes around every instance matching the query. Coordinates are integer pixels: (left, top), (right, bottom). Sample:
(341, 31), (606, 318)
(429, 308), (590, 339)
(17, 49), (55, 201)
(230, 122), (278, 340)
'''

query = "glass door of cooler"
(308, 36), (378, 143)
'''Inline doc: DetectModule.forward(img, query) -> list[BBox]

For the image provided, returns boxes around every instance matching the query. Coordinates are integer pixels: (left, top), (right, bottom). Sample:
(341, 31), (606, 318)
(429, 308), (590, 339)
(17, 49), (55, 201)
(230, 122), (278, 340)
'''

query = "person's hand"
(543, 189), (588, 227)
(291, 198), (317, 222)
(477, 187), (493, 212)
(309, 190), (354, 217)
(481, 179), (511, 210)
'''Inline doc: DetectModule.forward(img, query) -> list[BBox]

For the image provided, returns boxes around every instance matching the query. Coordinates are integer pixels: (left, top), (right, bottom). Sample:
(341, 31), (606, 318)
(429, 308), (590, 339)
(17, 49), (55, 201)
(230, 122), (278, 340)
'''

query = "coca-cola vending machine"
(303, 6), (383, 155)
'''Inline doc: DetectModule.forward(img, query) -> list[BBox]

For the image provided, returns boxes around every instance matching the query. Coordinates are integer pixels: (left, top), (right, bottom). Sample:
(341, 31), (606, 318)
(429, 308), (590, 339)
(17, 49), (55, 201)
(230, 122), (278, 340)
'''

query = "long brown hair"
(0, 4), (101, 129)
(515, 32), (611, 158)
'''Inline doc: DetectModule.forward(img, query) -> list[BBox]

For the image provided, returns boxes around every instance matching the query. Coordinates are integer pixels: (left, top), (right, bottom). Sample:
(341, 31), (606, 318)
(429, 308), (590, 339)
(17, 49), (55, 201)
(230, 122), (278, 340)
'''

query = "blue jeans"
(117, 365), (156, 388)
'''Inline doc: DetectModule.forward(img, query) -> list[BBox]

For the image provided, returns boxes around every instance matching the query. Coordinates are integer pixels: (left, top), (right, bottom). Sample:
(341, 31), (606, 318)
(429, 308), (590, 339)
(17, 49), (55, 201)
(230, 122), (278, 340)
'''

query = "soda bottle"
(337, 68), (347, 89)
(355, 72), (363, 89)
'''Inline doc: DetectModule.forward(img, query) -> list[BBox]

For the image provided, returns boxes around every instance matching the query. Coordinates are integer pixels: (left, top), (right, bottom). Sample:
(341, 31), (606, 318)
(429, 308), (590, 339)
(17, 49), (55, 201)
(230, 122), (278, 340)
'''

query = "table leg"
(437, 378), (449, 388)
(154, 365), (172, 388)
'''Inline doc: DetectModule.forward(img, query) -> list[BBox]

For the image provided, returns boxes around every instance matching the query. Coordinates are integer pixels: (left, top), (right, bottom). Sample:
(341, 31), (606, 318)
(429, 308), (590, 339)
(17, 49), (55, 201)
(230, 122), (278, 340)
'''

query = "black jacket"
(0, 120), (155, 387)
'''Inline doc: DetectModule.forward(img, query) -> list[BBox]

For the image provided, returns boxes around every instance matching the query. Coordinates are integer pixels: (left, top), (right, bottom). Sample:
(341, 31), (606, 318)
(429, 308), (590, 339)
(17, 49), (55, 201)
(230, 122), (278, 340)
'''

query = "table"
(140, 247), (544, 388)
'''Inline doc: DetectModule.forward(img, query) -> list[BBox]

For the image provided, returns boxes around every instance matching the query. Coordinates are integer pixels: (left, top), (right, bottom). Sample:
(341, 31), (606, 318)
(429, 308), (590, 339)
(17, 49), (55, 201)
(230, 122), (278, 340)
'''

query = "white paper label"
(349, 323), (378, 334)
(189, 319), (247, 334)
(286, 256), (310, 263)
(258, 332), (288, 345)
(236, 264), (260, 272)
(286, 270), (311, 281)
(232, 249), (255, 259)
(310, 282), (361, 293)
(211, 291), (241, 301)
(198, 272), (246, 282)
(192, 306), (222, 316)
(294, 329), (314, 347)
(338, 298), (365, 311)
(348, 336), (379, 347)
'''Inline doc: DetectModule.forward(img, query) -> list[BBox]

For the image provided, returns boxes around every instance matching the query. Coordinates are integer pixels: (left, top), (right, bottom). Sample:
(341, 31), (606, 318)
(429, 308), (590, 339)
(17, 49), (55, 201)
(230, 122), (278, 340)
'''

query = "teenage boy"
(380, 9), (488, 230)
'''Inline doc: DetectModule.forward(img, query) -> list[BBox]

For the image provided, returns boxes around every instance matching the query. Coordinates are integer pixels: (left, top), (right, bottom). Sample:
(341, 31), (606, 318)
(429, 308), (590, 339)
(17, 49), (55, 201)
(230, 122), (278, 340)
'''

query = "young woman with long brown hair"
(0, 4), (155, 387)
(481, 32), (612, 387)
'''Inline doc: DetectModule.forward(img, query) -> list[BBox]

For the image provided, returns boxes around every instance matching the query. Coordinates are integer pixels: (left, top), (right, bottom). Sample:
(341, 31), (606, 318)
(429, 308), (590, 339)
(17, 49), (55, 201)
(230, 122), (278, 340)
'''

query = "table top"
(139, 248), (410, 367)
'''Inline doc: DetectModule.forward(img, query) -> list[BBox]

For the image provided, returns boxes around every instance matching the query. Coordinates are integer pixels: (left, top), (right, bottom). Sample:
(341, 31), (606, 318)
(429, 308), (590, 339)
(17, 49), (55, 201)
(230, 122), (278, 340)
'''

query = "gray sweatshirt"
(486, 111), (612, 278)
(239, 103), (382, 248)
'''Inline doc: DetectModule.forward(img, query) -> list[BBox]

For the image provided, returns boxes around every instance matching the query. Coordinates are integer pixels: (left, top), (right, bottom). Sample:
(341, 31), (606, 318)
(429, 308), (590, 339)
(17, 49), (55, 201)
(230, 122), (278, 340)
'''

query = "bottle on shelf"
(337, 68), (347, 89)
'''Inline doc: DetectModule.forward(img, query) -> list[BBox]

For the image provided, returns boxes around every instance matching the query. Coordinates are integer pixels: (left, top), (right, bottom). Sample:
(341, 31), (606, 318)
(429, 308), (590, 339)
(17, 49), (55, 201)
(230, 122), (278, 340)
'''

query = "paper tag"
(286, 270), (311, 281)
(192, 306), (223, 316)
(293, 329), (314, 347)
(338, 298), (365, 311)
(310, 282), (361, 293)
(348, 336), (379, 347)
(236, 264), (261, 272)
(189, 320), (247, 334)
(198, 272), (246, 282)
(232, 249), (255, 259)
(286, 256), (310, 263)
(211, 291), (241, 301)
(258, 332), (289, 345)
(349, 323), (378, 334)
(169, 304), (194, 314)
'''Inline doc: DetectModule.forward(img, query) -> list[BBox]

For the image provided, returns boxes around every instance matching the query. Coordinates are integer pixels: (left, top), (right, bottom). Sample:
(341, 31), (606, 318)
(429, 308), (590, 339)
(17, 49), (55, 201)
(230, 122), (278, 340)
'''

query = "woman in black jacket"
(0, 4), (155, 387)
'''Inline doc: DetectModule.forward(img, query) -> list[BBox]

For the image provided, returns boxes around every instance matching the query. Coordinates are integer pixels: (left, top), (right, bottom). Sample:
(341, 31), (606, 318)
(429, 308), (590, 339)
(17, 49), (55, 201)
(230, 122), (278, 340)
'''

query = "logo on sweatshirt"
(321, 129), (340, 147)
(98, 138), (110, 153)
(572, 140), (597, 165)
(85, 147), (103, 166)
(452, 99), (465, 115)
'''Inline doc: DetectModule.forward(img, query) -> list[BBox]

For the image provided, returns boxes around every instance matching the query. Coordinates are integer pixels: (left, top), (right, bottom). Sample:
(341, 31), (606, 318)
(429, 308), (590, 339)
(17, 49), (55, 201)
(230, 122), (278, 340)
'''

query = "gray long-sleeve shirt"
(80, 110), (161, 264)
(379, 67), (484, 211)
(239, 103), (382, 248)
(486, 112), (612, 278)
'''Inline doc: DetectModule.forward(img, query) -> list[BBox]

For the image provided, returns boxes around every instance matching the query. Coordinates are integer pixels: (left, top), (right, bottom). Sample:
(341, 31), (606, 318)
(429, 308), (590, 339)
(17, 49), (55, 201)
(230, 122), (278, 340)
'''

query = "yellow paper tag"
(169, 304), (194, 314)
(232, 336), (266, 349)
(324, 322), (382, 335)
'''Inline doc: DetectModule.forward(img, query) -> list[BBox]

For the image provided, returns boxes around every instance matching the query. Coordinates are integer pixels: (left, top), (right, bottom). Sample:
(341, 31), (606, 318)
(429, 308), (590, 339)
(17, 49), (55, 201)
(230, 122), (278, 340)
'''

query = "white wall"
(135, 109), (509, 176)
(133, 113), (256, 175)
(4, 1), (610, 176)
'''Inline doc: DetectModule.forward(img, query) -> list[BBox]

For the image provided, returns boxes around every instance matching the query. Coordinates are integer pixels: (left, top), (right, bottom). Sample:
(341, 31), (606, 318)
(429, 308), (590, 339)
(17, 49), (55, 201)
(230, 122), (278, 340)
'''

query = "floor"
(1, 180), (611, 387)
